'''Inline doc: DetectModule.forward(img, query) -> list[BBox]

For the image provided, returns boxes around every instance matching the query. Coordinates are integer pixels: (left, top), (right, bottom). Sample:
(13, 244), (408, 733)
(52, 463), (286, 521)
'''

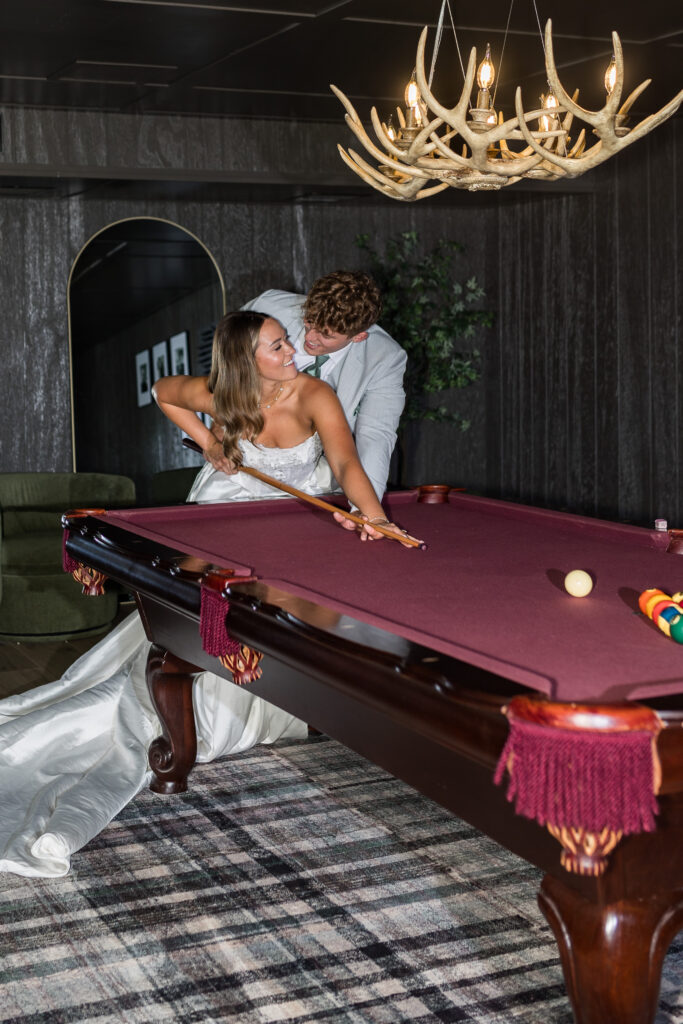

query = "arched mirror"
(68, 217), (225, 502)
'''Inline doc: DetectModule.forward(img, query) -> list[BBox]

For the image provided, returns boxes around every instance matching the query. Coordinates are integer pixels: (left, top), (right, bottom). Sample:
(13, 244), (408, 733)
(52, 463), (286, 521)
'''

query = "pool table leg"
(146, 643), (199, 795)
(539, 872), (683, 1024)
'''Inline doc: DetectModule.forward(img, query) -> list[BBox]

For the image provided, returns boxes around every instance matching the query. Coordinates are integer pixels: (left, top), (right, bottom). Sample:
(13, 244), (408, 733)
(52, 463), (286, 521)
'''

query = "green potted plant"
(356, 230), (494, 484)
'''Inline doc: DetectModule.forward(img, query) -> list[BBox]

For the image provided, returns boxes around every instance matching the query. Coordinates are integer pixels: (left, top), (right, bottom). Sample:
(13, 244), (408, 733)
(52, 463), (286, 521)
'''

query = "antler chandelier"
(331, 5), (683, 198)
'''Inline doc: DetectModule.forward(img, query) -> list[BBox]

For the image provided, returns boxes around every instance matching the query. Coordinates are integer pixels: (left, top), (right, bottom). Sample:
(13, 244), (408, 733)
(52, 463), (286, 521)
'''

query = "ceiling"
(0, 0), (680, 124)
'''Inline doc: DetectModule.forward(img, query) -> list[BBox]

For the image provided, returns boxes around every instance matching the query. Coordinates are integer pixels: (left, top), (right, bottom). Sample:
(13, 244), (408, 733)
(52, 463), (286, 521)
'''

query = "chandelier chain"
(531, 0), (547, 72)
(445, 1), (466, 84)
(428, 0), (447, 88)
(492, 0), (516, 109)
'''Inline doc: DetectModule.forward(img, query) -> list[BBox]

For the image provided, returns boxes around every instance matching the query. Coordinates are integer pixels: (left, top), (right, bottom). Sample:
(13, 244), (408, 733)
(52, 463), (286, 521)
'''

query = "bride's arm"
(153, 375), (233, 474)
(306, 383), (408, 544)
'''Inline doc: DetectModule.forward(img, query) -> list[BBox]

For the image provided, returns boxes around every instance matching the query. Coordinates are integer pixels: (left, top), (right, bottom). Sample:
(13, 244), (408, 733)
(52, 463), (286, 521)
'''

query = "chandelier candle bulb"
(605, 55), (617, 96)
(539, 90), (560, 133)
(404, 74), (423, 128)
(469, 41), (497, 132)
(405, 74), (420, 109)
(477, 43), (495, 91)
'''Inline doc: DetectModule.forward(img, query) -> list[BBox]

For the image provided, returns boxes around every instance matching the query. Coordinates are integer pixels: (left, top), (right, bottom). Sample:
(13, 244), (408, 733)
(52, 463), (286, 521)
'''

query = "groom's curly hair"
(303, 271), (381, 336)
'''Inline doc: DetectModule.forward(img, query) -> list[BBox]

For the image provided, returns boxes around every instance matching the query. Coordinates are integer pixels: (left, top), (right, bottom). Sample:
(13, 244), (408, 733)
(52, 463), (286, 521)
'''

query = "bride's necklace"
(260, 383), (285, 409)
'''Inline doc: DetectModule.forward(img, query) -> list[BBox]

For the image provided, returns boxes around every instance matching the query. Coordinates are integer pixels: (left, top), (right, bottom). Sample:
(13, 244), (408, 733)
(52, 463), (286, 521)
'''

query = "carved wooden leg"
(539, 873), (683, 1024)
(146, 644), (199, 795)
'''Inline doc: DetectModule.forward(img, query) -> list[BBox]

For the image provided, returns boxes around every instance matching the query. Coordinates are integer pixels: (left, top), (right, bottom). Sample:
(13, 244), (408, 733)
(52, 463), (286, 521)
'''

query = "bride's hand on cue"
(332, 510), (360, 533)
(204, 438), (238, 475)
(332, 510), (413, 547)
(361, 515), (413, 546)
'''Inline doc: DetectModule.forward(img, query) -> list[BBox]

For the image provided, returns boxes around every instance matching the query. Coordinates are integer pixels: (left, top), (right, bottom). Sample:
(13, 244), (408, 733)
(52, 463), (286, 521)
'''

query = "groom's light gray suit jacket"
(243, 290), (407, 500)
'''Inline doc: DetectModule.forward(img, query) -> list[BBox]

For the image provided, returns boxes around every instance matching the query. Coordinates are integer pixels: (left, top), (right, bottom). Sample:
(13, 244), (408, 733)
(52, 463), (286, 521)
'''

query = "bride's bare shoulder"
(295, 374), (333, 399)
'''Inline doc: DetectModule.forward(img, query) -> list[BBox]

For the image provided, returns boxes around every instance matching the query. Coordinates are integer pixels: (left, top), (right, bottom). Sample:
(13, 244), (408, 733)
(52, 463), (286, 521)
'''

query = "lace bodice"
(186, 432), (336, 503)
(239, 433), (324, 487)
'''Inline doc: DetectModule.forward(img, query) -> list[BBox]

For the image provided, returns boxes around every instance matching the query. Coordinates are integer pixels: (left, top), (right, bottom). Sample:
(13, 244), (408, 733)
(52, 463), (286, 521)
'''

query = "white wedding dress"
(0, 435), (336, 878)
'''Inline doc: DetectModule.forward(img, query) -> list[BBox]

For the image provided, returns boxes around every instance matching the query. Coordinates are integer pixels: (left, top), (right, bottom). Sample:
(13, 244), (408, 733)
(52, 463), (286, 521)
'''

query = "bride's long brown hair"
(207, 310), (266, 467)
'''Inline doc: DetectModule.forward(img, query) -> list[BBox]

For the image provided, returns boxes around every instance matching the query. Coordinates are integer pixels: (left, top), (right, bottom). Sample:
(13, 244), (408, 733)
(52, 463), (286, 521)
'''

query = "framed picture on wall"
(135, 350), (152, 407)
(170, 331), (190, 375)
(152, 340), (170, 382)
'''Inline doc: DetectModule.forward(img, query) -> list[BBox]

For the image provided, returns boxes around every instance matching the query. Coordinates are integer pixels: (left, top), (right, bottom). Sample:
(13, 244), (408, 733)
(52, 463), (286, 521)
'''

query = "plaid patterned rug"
(1, 735), (681, 1024)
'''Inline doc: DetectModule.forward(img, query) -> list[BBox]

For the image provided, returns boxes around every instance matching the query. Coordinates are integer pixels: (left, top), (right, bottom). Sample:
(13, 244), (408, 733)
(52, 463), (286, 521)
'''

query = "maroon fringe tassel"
(494, 719), (659, 834)
(199, 583), (241, 658)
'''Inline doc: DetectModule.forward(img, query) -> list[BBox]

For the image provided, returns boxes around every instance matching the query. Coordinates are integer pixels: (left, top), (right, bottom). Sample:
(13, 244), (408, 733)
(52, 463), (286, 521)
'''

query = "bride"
(0, 310), (404, 878)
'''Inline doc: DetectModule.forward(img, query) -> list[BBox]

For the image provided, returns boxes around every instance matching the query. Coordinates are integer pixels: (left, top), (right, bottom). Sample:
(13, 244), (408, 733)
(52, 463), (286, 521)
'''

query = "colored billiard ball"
(656, 605), (679, 636)
(670, 616), (683, 644)
(564, 570), (593, 597)
(639, 588), (667, 616)
(646, 594), (670, 620)
(651, 599), (675, 624)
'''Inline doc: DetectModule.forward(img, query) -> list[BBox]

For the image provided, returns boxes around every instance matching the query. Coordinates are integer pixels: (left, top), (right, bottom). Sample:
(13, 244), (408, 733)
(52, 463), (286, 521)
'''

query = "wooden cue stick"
(181, 437), (425, 549)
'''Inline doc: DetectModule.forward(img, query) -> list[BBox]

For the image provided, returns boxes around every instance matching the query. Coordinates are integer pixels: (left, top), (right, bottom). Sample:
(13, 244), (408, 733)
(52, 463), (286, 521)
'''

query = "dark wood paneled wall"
(0, 112), (679, 526)
(490, 118), (681, 524)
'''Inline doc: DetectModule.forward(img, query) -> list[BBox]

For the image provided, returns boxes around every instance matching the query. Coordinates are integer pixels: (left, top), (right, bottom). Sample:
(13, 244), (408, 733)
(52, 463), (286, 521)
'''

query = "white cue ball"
(564, 569), (593, 597)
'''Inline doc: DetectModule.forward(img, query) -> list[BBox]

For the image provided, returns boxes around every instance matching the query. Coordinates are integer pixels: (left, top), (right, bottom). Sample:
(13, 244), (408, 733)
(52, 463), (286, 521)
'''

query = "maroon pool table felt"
(101, 490), (683, 704)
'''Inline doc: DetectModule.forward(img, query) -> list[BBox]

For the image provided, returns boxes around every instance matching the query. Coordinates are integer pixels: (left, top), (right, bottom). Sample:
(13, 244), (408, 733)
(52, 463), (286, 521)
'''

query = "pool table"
(63, 487), (683, 1024)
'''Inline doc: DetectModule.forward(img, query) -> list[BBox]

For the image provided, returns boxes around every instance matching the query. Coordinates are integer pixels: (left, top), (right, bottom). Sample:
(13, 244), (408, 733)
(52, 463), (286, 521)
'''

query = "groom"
(243, 270), (406, 503)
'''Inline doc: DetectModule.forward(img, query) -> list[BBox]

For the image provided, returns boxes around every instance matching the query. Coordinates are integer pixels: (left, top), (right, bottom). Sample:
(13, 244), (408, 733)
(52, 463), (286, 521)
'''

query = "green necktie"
(305, 355), (330, 378)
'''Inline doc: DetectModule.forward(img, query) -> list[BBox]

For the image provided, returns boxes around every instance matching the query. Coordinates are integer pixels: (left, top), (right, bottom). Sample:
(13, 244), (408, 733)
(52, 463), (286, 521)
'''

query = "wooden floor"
(0, 603), (135, 700)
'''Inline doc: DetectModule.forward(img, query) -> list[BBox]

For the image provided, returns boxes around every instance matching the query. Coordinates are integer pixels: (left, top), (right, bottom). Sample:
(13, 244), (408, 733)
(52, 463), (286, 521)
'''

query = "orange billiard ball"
(639, 589), (668, 618)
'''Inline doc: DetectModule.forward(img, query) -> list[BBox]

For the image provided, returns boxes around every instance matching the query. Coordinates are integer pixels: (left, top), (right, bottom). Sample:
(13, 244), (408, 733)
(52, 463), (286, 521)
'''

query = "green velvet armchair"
(150, 466), (199, 505)
(0, 472), (136, 641)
